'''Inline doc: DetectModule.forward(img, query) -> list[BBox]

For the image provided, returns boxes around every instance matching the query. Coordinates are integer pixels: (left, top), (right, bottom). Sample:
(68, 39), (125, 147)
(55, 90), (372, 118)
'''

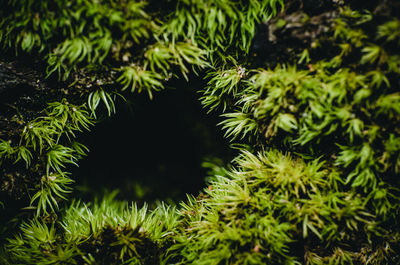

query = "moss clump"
(168, 150), (400, 264)
(5, 193), (179, 264)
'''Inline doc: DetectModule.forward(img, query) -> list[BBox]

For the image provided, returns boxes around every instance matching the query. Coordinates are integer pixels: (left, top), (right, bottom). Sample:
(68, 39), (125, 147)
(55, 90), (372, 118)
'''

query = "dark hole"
(71, 79), (235, 204)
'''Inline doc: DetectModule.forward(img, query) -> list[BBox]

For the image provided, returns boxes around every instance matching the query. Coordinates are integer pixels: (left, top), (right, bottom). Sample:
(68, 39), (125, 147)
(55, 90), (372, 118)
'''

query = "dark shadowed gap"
(71, 78), (235, 204)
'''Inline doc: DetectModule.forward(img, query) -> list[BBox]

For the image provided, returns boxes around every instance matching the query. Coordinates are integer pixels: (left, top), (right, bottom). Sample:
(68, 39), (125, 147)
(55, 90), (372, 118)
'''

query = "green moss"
(167, 150), (400, 264)
(6, 192), (179, 264)
(1, 0), (400, 264)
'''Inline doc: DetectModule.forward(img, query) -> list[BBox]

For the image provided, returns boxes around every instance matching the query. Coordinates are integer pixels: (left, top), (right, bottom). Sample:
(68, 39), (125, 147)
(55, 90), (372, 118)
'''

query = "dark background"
(71, 78), (235, 204)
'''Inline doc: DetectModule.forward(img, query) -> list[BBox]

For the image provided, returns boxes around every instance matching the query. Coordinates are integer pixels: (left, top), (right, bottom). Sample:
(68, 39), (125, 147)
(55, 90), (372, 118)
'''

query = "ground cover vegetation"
(1, 0), (400, 264)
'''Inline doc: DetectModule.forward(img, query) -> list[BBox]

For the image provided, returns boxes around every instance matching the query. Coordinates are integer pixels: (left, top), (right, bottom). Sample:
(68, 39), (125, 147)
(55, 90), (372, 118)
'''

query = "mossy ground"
(1, 0), (400, 264)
